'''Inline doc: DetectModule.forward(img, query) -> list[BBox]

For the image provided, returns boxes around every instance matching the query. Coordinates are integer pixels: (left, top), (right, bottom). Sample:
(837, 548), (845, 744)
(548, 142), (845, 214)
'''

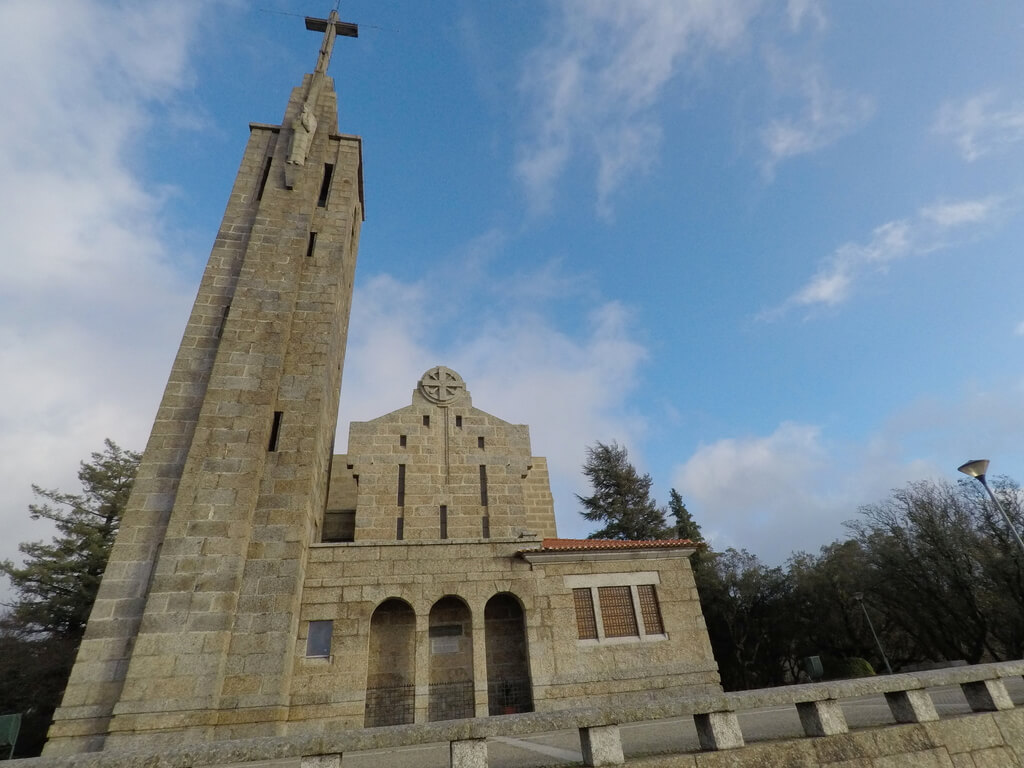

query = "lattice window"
(598, 586), (639, 638)
(364, 684), (414, 727)
(637, 584), (664, 634)
(572, 588), (598, 640)
(428, 680), (474, 721)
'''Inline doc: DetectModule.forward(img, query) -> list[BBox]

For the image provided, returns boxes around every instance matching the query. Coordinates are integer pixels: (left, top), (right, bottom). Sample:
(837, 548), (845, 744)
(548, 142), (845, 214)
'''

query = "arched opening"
(428, 596), (474, 721)
(484, 593), (533, 715)
(364, 598), (416, 727)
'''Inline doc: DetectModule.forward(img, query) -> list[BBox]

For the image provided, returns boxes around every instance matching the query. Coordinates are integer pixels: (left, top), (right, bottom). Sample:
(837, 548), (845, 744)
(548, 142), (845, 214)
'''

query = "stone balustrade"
(16, 659), (1024, 768)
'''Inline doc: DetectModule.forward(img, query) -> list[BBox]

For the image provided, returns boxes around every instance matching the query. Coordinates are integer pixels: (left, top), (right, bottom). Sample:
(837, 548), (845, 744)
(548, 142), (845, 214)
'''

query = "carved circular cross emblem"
(419, 366), (465, 405)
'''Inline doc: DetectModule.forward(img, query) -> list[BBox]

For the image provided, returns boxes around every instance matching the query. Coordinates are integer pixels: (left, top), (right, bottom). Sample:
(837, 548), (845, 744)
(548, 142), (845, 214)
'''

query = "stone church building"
(43, 11), (719, 755)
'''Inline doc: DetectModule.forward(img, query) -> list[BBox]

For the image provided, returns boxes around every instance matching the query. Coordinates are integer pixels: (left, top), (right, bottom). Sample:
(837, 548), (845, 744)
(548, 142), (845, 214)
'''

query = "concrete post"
(579, 724), (624, 766)
(885, 689), (938, 723)
(795, 699), (848, 736)
(694, 711), (744, 750)
(450, 738), (487, 768)
(301, 753), (341, 768)
(962, 679), (1014, 712)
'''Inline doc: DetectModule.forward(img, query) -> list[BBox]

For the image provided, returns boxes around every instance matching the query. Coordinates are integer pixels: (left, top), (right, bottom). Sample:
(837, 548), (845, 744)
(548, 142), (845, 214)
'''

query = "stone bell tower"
(45, 11), (364, 754)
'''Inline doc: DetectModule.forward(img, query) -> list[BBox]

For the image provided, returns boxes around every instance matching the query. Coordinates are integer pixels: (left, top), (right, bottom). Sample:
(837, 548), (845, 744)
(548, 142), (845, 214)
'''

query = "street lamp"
(957, 459), (1024, 557)
(853, 592), (893, 675)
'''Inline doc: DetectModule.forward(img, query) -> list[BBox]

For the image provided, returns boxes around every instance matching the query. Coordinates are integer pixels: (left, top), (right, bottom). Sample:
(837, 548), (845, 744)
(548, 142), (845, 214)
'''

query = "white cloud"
(0, 1), (207, 591)
(672, 379), (1024, 563)
(516, 0), (762, 217)
(760, 67), (874, 176)
(763, 196), (1001, 318)
(934, 91), (1024, 162)
(786, 0), (826, 32)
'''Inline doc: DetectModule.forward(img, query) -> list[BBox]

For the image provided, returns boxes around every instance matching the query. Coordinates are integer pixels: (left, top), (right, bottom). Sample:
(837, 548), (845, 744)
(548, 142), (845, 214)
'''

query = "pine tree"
(1, 439), (140, 640)
(668, 488), (703, 542)
(576, 441), (668, 540)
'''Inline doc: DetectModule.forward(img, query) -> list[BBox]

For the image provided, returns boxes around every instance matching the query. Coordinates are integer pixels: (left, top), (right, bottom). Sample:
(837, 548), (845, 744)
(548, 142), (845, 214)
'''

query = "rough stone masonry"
(43, 10), (718, 755)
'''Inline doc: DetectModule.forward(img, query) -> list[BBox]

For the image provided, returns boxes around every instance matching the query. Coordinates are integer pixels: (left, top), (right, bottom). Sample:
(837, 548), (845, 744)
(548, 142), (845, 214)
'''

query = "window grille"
(428, 680), (474, 721)
(364, 684), (414, 727)
(637, 584), (664, 634)
(573, 588), (598, 639)
(598, 586), (639, 638)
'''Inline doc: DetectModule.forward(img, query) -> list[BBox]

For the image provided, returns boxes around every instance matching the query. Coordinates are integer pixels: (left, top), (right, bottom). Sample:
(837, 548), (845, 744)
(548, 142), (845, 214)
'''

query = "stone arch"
(364, 598), (416, 727)
(484, 592), (533, 715)
(427, 595), (475, 721)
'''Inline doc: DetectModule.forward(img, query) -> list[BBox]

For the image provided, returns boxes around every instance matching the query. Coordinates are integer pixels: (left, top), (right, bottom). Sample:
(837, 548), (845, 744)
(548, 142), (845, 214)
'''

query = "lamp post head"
(958, 459), (990, 481)
(853, 592), (864, 602)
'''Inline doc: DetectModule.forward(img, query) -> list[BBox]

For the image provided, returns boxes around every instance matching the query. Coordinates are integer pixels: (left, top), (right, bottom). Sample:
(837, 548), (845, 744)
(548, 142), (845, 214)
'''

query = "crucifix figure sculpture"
(285, 7), (358, 184)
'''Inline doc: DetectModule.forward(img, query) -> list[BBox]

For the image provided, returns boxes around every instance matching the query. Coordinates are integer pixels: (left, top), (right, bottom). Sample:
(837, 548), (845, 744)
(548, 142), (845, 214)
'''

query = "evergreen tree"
(668, 488), (703, 542)
(0, 613), (78, 756)
(577, 441), (668, 540)
(1, 439), (140, 640)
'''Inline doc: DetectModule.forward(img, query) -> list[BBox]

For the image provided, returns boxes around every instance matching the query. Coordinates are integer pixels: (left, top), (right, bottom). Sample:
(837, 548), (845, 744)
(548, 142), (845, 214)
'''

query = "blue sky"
(2, 0), (1024, 588)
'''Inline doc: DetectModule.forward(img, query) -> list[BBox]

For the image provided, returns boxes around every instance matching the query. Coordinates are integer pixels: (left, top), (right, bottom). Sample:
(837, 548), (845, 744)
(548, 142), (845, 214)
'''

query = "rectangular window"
(322, 510), (355, 542)
(306, 231), (318, 258)
(397, 464), (405, 507)
(423, 415), (430, 427)
(256, 156), (272, 201)
(638, 585), (664, 634)
(268, 411), (283, 452)
(317, 163), (334, 207)
(306, 620), (333, 657)
(478, 436), (485, 449)
(481, 515), (490, 539)
(440, 505), (448, 540)
(455, 415), (462, 428)
(399, 434), (407, 447)
(479, 465), (488, 506)
(598, 586), (639, 638)
(396, 517), (404, 541)
(573, 589), (598, 640)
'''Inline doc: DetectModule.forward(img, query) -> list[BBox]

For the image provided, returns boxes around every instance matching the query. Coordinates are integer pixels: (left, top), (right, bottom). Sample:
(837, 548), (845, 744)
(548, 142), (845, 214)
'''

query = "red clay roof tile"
(538, 538), (697, 551)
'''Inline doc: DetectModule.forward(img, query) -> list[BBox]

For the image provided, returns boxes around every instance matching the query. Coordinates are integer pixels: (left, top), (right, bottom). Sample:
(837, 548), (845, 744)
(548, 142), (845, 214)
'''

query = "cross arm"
(305, 17), (359, 38)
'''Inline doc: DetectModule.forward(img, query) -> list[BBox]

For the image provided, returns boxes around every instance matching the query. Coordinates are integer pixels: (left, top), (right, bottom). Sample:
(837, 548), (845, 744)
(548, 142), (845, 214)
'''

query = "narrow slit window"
(482, 515), (490, 539)
(396, 517), (404, 541)
(268, 411), (283, 452)
(439, 505), (448, 540)
(399, 434), (407, 447)
(317, 163), (334, 207)
(478, 436), (485, 449)
(306, 231), (317, 259)
(256, 156), (272, 201)
(216, 303), (230, 339)
(324, 437), (335, 516)
(479, 465), (488, 506)
(423, 415), (430, 427)
(455, 415), (462, 428)
(397, 464), (406, 507)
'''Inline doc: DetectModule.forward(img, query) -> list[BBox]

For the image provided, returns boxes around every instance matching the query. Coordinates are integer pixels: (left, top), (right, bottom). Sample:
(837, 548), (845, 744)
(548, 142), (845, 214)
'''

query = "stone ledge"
(19, 659), (1024, 768)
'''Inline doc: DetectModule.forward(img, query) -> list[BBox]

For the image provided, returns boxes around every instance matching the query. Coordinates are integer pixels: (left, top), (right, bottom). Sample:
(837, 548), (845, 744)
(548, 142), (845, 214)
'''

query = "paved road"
(230, 677), (1024, 768)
